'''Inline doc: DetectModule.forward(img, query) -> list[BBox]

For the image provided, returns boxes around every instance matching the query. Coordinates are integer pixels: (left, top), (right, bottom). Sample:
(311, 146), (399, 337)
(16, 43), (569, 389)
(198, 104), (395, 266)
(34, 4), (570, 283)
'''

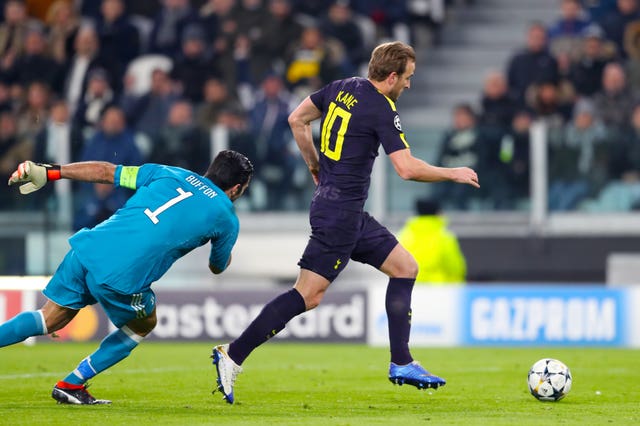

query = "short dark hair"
(367, 41), (416, 82)
(454, 103), (477, 119)
(204, 150), (254, 191)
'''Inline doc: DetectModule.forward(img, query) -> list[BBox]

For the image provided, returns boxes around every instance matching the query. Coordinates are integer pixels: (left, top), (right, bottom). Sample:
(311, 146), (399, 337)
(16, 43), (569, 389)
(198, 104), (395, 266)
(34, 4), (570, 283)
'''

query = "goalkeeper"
(0, 151), (253, 405)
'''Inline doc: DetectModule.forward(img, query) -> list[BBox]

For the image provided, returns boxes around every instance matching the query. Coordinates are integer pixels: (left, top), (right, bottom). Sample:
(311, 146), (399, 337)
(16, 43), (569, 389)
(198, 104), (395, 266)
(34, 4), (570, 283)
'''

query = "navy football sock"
(228, 289), (306, 365)
(386, 278), (415, 365)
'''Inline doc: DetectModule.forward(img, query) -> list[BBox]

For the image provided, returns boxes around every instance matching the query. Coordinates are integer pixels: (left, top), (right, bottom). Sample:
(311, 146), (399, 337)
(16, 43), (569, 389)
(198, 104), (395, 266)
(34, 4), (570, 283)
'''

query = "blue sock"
(386, 278), (415, 365)
(63, 326), (143, 385)
(0, 311), (47, 348)
(228, 288), (306, 365)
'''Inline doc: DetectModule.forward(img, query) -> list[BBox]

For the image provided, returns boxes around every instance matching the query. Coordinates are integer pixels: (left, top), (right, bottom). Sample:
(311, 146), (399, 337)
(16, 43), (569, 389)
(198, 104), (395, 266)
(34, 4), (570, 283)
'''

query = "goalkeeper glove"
(7, 161), (61, 194)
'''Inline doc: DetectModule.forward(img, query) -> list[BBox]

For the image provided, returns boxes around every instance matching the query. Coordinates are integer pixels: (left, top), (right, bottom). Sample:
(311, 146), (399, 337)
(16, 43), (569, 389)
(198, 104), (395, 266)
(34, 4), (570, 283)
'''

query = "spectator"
(531, 79), (575, 149)
(80, 105), (141, 165)
(397, 198), (466, 284)
(15, 80), (50, 144)
(548, 99), (609, 210)
(75, 105), (142, 229)
(205, 0), (245, 91)
(120, 68), (177, 138)
(284, 25), (345, 94)
(197, 0), (219, 43)
(32, 100), (83, 212)
(207, 0), (241, 47)
(498, 109), (532, 204)
(406, 0), (447, 47)
(93, 0), (140, 79)
(0, 80), (12, 112)
(291, 0), (330, 18)
(230, 34), (254, 100)
(196, 77), (243, 131)
(150, 100), (209, 173)
(586, 0), (619, 23)
(0, 110), (31, 209)
(34, 100), (83, 165)
(24, 0), (57, 21)
(78, 0), (101, 19)
(548, 0), (593, 84)
(127, 0), (162, 19)
(45, 0), (80, 64)
(62, 25), (116, 115)
(479, 70), (517, 129)
(170, 23), (220, 103)
(149, 0), (198, 57)
(526, 80), (573, 129)
(0, 0), (37, 70)
(351, 0), (410, 43)
(211, 106), (261, 209)
(249, 72), (301, 210)
(592, 62), (636, 129)
(4, 24), (63, 93)
(73, 68), (116, 136)
(607, 103), (640, 181)
(547, 0), (592, 49)
(434, 104), (495, 210)
(237, 0), (267, 43)
(506, 22), (559, 106)
(600, 0), (640, 58)
(623, 16), (640, 90)
(250, 0), (303, 83)
(199, 0), (240, 45)
(319, 0), (366, 74)
(568, 25), (615, 97)
(0, 111), (33, 195)
(217, 106), (256, 170)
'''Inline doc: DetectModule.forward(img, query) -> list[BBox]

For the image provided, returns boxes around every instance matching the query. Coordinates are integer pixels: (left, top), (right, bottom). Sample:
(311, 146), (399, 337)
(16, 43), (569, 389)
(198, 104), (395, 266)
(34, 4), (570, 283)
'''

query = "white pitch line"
(0, 366), (197, 380)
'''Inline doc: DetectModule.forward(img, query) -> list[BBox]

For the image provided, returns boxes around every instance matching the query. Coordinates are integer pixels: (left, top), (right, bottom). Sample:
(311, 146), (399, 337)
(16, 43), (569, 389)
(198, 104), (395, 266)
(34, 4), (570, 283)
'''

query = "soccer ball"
(527, 358), (572, 401)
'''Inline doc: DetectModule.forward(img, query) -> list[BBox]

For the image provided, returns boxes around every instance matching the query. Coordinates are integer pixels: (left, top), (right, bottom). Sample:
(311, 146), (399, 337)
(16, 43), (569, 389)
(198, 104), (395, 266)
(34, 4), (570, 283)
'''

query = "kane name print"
(335, 90), (358, 110)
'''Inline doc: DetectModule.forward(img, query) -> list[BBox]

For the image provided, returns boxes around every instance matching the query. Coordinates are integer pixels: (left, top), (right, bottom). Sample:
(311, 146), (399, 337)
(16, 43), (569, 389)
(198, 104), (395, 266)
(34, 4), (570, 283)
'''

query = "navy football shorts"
(298, 204), (398, 282)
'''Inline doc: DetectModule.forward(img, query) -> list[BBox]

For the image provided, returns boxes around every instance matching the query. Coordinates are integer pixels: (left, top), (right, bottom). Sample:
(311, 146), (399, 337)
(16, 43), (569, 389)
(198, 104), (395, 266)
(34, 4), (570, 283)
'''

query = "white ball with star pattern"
(527, 358), (572, 401)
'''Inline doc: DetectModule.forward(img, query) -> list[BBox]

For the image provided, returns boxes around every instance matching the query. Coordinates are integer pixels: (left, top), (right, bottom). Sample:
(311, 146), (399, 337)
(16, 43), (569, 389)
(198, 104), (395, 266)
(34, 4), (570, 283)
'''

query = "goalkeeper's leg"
(0, 300), (77, 348)
(60, 310), (156, 385)
(0, 311), (48, 347)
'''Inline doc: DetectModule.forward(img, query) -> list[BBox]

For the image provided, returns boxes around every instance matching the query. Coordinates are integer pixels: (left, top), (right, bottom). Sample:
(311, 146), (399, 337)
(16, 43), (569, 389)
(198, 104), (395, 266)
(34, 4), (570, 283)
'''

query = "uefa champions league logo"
(394, 115), (402, 131)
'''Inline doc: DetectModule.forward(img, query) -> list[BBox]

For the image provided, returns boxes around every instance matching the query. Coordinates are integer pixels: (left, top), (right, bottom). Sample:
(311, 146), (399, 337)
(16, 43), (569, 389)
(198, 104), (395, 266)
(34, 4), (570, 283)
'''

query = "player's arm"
(8, 160), (116, 194)
(208, 220), (238, 275)
(288, 96), (322, 185)
(388, 149), (480, 188)
(61, 161), (116, 183)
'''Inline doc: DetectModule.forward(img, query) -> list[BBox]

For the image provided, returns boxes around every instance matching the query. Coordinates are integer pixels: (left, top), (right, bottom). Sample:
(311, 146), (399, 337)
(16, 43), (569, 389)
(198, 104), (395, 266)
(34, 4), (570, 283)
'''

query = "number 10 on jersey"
(321, 102), (352, 161)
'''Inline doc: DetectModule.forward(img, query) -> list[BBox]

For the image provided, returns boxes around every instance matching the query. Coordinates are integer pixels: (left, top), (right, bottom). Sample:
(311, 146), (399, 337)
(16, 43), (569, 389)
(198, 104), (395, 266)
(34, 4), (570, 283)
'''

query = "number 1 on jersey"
(321, 102), (352, 161)
(144, 187), (193, 224)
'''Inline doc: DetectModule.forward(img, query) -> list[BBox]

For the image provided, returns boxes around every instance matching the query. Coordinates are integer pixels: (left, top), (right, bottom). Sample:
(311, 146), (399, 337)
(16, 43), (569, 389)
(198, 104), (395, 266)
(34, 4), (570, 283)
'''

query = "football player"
(212, 41), (479, 404)
(1, 150), (253, 404)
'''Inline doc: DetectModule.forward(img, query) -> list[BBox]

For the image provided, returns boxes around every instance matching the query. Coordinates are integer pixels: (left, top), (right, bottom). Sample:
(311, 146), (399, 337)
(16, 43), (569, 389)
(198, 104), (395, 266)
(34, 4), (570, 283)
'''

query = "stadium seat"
(124, 54), (173, 96)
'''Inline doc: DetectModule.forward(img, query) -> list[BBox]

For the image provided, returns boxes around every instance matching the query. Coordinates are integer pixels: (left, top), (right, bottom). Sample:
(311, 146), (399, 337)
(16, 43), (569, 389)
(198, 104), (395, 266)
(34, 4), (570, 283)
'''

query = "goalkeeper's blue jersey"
(69, 164), (239, 294)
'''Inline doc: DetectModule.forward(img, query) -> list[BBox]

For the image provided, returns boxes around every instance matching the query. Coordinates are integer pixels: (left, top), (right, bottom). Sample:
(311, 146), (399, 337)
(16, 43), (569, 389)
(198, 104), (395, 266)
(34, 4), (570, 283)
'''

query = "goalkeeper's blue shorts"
(43, 250), (156, 328)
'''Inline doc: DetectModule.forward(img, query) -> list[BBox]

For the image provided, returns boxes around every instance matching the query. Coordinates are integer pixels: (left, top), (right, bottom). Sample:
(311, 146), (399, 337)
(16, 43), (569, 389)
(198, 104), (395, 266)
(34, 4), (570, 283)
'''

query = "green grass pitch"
(0, 342), (638, 425)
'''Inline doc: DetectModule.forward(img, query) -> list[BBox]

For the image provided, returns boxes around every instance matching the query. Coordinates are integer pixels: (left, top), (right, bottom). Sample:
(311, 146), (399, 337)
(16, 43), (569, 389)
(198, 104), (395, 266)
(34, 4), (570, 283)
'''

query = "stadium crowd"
(0, 0), (452, 226)
(436, 0), (640, 212)
(8, 0), (640, 219)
